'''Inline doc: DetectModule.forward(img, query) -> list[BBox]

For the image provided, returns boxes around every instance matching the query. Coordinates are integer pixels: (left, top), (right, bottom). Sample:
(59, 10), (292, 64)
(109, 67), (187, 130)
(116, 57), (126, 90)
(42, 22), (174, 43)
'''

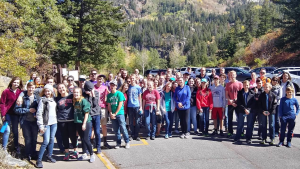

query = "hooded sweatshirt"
(173, 85), (191, 110)
(196, 87), (213, 110)
(209, 84), (226, 108)
(0, 88), (22, 117)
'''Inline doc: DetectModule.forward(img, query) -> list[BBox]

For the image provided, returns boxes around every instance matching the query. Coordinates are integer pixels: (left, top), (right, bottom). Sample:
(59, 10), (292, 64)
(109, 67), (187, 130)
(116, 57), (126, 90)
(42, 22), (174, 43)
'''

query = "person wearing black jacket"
(83, 81), (101, 154)
(258, 83), (277, 145)
(188, 78), (198, 134)
(250, 79), (263, 139)
(196, 67), (211, 86)
(234, 80), (254, 142)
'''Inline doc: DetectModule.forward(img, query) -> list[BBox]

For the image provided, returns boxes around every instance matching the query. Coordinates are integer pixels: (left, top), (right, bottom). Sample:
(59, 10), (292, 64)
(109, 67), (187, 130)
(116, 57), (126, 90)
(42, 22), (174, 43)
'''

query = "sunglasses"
(272, 80), (278, 82)
(91, 73), (97, 75)
(260, 72), (266, 74)
(68, 79), (73, 81)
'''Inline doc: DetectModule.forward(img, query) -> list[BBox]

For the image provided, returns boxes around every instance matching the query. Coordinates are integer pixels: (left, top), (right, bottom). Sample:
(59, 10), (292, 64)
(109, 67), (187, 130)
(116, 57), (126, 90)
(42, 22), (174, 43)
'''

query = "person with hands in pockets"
(107, 80), (130, 149)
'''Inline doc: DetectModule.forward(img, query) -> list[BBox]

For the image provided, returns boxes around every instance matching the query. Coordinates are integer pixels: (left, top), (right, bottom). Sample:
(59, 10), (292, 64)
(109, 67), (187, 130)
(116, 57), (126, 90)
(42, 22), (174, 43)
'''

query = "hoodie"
(0, 88), (22, 117)
(173, 85), (191, 110)
(209, 84), (226, 108)
(196, 87), (213, 110)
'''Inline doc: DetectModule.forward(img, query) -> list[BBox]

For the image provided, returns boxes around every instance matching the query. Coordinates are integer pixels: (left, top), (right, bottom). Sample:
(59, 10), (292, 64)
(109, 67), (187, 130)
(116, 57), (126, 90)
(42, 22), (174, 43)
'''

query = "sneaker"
(184, 133), (190, 139)
(136, 137), (141, 141)
(145, 136), (150, 140)
(89, 154), (95, 163)
(180, 134), (185, 139)
(129, 136), (133, 141)
(204, 132), (210, 137)
(246, 139), (252, 144)
(260, 140), (265, 145)
(96, 148), (101, 154)
(175, 130), (179, 134)
(15, 147), (21, 155)
(71, 151), (79, 159)
(169, 134), (173, 138)
(36, 160), (43, 168)
(150, 137), (155, 140)
(269, 139), (275, 145)
(275, 133), (279, 137)
(165, 134), (169, 139)
(241, 133), (245, 139)
(227, 133), (233, 138)
(220, 130), (224, 136)
(63, 153), (70, 161)
(277, 142), (283, 147)
(211, 129), (218, 135)
(47, 156), (56, 163)
(258, 136), (262, 140)
(194, 131), (199, 135)
(233, 139), (240, 144)
(104, 142), (112, 149)
(115, 144), (121, 149)
(287, 142), (292, 148)
(78, 154), (89, 160)
(125, 143), (130, 149)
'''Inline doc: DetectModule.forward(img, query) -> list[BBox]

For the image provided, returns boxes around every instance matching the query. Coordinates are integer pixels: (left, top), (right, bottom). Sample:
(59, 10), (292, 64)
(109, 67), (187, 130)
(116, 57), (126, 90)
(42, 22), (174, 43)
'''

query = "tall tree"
(56, 0), (127, 68)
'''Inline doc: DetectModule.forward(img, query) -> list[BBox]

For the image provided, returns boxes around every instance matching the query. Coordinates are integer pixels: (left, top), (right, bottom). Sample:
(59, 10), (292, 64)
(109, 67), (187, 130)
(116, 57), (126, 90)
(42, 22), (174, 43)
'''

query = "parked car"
(195, 68), (212, 77)
(266, 67), (300, 78)
(249, 67), (276, 75)
(278, 69), (300, 94)
(180, 67), (198, 75)
(239, 66), (251, 71)
(215, 67), (251, 81)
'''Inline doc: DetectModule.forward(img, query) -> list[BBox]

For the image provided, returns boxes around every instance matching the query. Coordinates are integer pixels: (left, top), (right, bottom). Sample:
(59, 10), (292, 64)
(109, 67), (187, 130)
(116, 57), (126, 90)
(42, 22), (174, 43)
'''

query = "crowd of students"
(0, 67), (299, 168)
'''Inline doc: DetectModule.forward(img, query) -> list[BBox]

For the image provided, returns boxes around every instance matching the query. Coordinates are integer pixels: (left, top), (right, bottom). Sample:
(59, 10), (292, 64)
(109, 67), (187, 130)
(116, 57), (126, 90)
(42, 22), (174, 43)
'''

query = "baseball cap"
(79, 75), (86, 81)
(201, 78), (207, 83)
(214, 75), (219, 79)
(184, 71), (191, 75)
(109, 80), (117, 86)
(97, 74), (106, 79)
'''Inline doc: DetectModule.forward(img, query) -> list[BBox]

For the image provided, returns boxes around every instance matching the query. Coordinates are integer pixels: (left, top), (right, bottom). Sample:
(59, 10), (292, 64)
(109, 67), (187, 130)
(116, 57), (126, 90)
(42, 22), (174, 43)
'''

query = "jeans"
(164, 111), (174, 136)
(22, 120), (38, 157)
(58, 122), (77, 150)
(246, 112), (259, 140)
(144, 109), (157, 137)
(178, 109), (190, 134)
(128, 107), (140, 138)
(224, 106), (228, 129)
(275, 105), (280, 134)
(2, 114), (20, 149)
(235, 113), (246, 141)
(259, 113), (275, 140)
(89, 115), (101, 150)
(228, 105), (238, 134)
(174, 110), (179, 131)
(76, 122), (93, 155)
(111, 114), (129, 144)
(38, 123), (57, 160)
(189, 106), (197, 132)
(199, 107), (209, 134)
(280, 118), (295, 142)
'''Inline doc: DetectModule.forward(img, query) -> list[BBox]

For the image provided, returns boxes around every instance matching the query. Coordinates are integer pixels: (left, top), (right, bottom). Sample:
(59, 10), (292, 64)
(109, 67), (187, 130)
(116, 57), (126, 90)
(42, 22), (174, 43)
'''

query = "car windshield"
(181, 68), (186, 71)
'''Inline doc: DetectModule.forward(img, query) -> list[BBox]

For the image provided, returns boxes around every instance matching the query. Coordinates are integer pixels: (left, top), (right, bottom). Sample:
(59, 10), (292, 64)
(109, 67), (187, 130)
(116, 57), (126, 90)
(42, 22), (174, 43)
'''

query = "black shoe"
(27, 155), (31, 161)
(150, 137), (155, 140)
(145, 136), (150, 140)
(211, 129), (218, 135)
(136, 137), (141, 141)
(47, 156), (56, 163)
(104, 142), (112, 149)
(246, 139), (252, 144)
(36, 160), (43, 168)
(220, 130), (224, 136)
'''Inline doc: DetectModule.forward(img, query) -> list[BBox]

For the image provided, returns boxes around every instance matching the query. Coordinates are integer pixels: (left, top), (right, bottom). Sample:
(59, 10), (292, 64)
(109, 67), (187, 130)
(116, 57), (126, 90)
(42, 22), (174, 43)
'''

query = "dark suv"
(249, 67), (276, 75)
(216, 67), (251, 81)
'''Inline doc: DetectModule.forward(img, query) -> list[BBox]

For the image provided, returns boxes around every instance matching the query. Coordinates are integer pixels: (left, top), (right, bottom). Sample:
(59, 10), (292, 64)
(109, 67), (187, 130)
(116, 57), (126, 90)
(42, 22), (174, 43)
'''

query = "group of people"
(0, 67), (299, 168)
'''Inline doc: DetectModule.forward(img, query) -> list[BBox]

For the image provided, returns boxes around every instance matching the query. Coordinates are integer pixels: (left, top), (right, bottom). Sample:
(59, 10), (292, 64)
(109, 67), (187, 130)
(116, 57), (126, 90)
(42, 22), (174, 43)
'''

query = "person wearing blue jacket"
(173, 77), (191, 139)
(277, 87), (299, 148)
(14, 82), (38, 161)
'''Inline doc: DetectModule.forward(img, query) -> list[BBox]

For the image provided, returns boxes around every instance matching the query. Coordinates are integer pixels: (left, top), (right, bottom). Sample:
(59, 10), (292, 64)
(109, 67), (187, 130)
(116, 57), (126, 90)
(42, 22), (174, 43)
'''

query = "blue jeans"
(224, 106), (228, 129)
(164, 111), (174, 136)
(173, 110), (179, 131)
(144, 109), (157, 137)
(128, 107), (140, 138)
(199, 107), (210, 134)
(235, 113), (250, 141)
(89, 115), (101, 150)
(2, 114), (19, 149)
(112, 114), (129, 144)
(189, 106), (197, 132)
(22, 120), (38, 157)
(246, 112), (259, 140)
(280, 118), (295, 142)
(38, 123), (57, 160)
(260, 113), (275, 140)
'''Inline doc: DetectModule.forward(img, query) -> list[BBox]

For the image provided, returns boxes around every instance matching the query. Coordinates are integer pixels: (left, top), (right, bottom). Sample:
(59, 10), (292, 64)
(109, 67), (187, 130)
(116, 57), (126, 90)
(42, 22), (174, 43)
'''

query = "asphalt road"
(44, 95), (300, 169)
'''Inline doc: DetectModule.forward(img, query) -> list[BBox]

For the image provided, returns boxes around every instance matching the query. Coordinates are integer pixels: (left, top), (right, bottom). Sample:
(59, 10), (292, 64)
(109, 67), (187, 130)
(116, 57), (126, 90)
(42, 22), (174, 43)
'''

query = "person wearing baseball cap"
(209, 75), (226, 136)
(79, 75), (86, 89)
(107, 80), (130, 149)
(183, 72), (190, 85)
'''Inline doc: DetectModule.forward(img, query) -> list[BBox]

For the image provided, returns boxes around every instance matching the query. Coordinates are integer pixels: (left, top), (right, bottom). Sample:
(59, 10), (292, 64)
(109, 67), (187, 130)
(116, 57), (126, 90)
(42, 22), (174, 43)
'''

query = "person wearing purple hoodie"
(173, 77), (191, 139)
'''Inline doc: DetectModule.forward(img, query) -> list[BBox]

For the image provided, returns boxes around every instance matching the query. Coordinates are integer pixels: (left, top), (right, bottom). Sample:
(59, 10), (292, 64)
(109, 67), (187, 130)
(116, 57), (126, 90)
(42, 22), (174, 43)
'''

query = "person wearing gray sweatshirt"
(209, 76), (226, 136)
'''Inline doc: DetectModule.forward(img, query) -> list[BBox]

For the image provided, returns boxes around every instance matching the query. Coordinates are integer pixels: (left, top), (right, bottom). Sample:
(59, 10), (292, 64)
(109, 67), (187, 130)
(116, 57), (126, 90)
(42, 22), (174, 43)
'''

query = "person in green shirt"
(73, 88), (95, 163)
(107, 80), (130, 149)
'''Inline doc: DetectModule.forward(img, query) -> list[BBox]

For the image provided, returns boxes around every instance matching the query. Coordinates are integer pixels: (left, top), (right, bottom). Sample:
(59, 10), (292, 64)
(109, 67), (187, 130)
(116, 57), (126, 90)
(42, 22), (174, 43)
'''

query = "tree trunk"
(76, 0), (84, 71)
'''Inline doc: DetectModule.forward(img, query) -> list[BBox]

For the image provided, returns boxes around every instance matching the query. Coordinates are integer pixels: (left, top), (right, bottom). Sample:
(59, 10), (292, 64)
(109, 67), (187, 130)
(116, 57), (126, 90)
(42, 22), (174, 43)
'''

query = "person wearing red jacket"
(0, 77), (23, 154)
(196, 78), (213, 136)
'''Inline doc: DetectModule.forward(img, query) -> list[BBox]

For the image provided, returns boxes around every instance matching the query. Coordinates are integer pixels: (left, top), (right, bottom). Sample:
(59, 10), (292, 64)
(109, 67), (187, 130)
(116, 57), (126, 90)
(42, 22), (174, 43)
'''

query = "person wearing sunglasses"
(67, 76), (75, 93)
(259, 68), (271, 87)
(271, 76), (282, 137)
(90, 69), (98, 85)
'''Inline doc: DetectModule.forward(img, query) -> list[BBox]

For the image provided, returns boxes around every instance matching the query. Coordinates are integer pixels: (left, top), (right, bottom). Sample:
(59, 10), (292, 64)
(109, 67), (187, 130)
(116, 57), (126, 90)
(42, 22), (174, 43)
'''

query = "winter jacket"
(236, 89), (254, 113)
(250, 87), (263, 111)
(14, 91), (38, 125)
(196, 88), (213, 110)
(189, 86), (197, 107)
(36, 97), (57, 130)
(173, 85), (191, 110)
(0, 88), (22, 117)
(258, 91), (277, 115)
(160, 91), (175, 115)
(271, 85), (282, 105)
